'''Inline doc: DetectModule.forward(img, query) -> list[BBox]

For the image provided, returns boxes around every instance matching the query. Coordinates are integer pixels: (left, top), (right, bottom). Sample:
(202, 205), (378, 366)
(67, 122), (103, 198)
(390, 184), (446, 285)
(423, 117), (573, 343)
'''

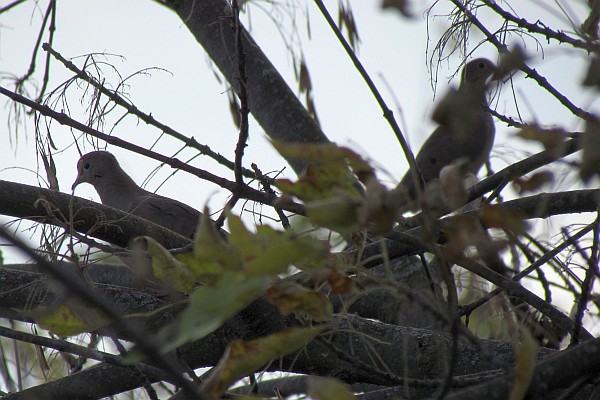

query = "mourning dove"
(399, 58), (497, 200)
(72, 151), (200, 239)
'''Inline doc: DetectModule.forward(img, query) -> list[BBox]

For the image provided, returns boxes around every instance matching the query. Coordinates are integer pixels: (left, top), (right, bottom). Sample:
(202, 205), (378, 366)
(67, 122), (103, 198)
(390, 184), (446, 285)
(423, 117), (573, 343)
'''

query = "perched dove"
(398, 58), (497, 200)
(72, 151), (200, 238)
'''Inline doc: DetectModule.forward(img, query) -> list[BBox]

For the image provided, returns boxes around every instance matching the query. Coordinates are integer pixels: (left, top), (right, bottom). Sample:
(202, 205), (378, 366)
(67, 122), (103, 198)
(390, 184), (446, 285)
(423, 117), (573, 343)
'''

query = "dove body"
(399, 58), (496, 199)
(72, 151), (200, 238)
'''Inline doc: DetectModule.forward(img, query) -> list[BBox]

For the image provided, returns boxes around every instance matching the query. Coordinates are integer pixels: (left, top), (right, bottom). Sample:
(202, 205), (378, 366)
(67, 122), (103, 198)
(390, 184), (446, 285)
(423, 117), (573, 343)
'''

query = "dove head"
(72, 151), (131, 191)
(460, 58), (496, 92)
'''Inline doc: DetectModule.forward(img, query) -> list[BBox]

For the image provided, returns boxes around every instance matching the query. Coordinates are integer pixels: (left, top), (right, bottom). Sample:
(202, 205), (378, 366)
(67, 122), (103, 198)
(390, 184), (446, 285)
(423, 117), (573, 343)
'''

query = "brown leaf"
(580, 117), (600, 183)
(516, 126), (569, 158)
(494, 45), (527, 81)
(583, 57), (600, 89)
(480, 205), (529, 235)
(381, 0), (413, 18)
(581, 0), (600, 40)
(266, 281), (332, 321)
(512, 171), (554, 194)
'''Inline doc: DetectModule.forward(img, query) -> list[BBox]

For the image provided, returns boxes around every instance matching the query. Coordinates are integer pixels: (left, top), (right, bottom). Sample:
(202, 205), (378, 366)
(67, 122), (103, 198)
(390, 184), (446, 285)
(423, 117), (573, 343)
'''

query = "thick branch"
(0, 179), (192, 249)
(163, 0), (330, 174)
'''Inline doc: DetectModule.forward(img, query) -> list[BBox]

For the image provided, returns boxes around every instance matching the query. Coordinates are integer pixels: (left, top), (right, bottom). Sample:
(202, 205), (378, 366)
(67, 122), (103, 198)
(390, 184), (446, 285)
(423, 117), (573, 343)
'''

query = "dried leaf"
(494, 45), (527, 81)
(480, 205), (529, 235)
(512, 171), (554, 194)
(381, 0), (413, 18)
(583, 57), (600, 88)
(203, 327), (324, 397)
(266, 281), (333, 321)
(515, 126), (569, 158)
(581, 0), (600, 40)
(508, 329), (539, 400)
(580, 118), (600, 183)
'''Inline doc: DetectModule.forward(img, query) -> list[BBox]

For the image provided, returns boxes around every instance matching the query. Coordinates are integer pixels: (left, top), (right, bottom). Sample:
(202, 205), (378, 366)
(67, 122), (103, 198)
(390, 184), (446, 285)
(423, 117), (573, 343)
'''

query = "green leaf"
(508, 329), (539, 400)
(26, 303), (110, 337)
(305, 196), (361, 234)
(157, 272), (272, 353)
(137, 236), (196, 292)
(272, 141), (370, 201)
(202, 326), (324, 397)
(228, 213), (329, 276)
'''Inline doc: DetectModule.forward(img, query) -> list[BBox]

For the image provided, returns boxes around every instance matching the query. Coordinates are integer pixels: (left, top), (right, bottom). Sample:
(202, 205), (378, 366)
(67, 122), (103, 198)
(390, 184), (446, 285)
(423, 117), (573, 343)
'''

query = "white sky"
(0, 0), (596, 270)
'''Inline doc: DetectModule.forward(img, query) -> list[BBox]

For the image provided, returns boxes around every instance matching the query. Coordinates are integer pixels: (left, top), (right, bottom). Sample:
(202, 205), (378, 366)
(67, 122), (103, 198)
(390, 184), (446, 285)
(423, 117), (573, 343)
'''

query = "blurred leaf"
(508, 329), (539, 400)
(305, 195), (361, 234)
(516, 126), (568, 158)
(266, 281), (333, 321)
(137, 236), (196, 292)
(227, 90), (241, 129)
(202, 326), (324, 397)
(308, 376), (357, 400)
(338, 0), (361, 51)
(381, 0), (413, 18)
(273, 141), (373, 198)
(228, 213), (329, 276)
(444, 214), (509, 263)
(439, 159), (472, 209)
(512, 171), (554, 194)
(157, 272), (271, 353)
(326, 268), (356, 295)
(27, 303), (110, 337)
(177, 212), (241, 278)
(580, 118), (600, 183)
(581, 0), (600, 40)
(494, 45), (527, 81)
(299, 57), (313, 94)
(583, 57), (600, 88)
(41, 148), (59, 191)
(359, 177), (403, 235)
(481, 205), (529, 235)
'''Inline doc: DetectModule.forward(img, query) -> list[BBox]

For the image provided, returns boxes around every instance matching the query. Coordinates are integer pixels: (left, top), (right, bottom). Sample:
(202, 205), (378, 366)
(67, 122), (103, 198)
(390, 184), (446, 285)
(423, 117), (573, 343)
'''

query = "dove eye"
(83, 162), (91, 170)
(478, 62), (486, 69)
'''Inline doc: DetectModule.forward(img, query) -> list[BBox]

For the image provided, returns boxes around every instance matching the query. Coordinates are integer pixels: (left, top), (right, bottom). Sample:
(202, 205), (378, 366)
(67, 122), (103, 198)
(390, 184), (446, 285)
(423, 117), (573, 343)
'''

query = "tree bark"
(162, 0), (330, 174)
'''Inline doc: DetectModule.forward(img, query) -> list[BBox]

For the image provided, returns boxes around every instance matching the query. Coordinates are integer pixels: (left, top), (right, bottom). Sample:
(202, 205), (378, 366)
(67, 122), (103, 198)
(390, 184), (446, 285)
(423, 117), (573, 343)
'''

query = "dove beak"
(72, 175), (83, 191)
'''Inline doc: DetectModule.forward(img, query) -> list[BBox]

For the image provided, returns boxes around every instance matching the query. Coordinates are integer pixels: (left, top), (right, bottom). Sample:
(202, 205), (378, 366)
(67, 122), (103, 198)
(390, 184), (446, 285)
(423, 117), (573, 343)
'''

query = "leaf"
(326, 268), (356, 295)
(305, 195), (361, 234)
(359, 177), (403, 236)
(177, 212), (242, 278)
(515, 126), (569, 158)
(580, 118), (600, 183)
(480, 205), (529, 235)
(27, 303), (110, 337)
(512, 171), (554, 194)
(202, 326), (324, 397)
(581, 0), (600, 40)
(381, 0), (413, 18)
(494, 45), (527, 80)
(583, 57), (600, 88)
(308, 376), (357, 400)
(157, 272), (271, 353)
(228, 213), (329, 276)
(137, 236), (196, 292)
(272, 141), (372, 200)
(508, 329), (539, 400)
(265, 281), (333, 321)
